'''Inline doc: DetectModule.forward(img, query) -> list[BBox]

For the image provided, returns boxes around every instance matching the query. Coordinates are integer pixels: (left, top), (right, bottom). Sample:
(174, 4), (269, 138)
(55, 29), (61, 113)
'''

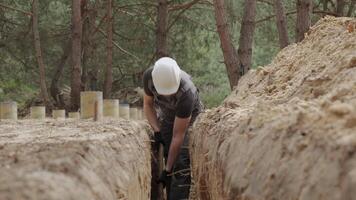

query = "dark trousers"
(161, 120), (191, 200)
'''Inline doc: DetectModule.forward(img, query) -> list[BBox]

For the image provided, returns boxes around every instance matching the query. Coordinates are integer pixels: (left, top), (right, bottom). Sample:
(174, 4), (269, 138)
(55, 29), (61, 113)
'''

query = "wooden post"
(52, 110), (65, 119)
(119, 103), (130, 120)
(80, 91), (103, 119)
(158, 144), (164, 199)
(103, 99), (119, 118)
(94, 101), (103, 121)
(0, 101), (17, 120)
(30, 106), (46, 120)
(68, 112), (80, 119)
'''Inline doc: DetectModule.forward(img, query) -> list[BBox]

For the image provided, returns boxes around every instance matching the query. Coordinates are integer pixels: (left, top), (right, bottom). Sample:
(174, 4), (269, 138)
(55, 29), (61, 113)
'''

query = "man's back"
(143, 67), (202, 122)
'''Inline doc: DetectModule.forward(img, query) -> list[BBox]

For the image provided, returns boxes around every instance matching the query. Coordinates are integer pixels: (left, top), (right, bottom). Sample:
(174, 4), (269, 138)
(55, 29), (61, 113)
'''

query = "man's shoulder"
(143, 67), (153, 80)
(180, 70), (197, 92)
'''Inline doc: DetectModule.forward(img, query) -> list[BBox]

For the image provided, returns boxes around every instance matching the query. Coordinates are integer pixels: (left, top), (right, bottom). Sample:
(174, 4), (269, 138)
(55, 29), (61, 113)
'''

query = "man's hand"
(153, 131), (164, 145)
(158, 170), (172, 188)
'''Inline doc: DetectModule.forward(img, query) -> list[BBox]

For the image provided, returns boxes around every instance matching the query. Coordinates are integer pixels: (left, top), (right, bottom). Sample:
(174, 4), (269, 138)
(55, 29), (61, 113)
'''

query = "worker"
(143, 57), (203, 200)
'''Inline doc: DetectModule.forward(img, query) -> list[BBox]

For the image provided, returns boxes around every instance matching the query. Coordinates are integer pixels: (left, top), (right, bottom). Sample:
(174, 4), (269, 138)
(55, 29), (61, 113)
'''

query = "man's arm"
(165, 116), (191, 172)
(143, 94), (160, 132)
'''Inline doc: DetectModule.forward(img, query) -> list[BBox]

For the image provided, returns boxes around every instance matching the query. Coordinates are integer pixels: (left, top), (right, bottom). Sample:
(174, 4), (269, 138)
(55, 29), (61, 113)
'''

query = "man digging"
(143, 57), (203, 200)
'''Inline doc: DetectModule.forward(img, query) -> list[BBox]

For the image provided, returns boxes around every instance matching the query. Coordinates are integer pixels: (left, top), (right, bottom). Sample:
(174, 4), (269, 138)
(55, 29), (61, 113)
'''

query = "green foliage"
(0, 79), (36, 107)
(1, 0), (344, 108)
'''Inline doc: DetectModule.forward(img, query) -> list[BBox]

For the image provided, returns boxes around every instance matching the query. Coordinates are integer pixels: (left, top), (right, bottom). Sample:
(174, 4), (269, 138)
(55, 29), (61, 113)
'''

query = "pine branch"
(0, 3), (32, 16)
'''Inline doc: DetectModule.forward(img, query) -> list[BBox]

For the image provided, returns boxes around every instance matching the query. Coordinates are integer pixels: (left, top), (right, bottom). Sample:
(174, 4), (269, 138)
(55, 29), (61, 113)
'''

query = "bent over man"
(143, 57), (203, 200)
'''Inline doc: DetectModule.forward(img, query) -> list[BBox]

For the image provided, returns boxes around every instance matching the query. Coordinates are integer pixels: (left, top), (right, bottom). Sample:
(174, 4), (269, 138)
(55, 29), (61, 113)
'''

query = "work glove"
(153, 131), (164, 145)
(158, 170), (172, 188)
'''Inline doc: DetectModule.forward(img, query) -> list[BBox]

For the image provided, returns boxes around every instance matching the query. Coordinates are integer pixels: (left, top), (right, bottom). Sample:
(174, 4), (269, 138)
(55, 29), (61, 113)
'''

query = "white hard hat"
(152, 57), (181, 95)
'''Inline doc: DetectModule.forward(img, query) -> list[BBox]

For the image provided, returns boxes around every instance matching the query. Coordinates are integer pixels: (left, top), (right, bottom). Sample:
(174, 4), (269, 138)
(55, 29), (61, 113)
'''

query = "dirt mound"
(190, 16), (356, 200)
(0, 119), (152, 200)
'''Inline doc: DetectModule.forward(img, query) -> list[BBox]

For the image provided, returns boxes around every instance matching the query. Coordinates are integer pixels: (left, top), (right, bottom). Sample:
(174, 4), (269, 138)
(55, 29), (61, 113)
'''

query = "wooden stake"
(158, 144), (164, 199)
(94, 101), (102, 121)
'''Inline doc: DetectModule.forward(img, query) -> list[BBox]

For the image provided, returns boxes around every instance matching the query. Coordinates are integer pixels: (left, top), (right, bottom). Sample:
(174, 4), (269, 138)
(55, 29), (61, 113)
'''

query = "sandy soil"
(190, 16), (356, 200)
(0, 119), (152, 200)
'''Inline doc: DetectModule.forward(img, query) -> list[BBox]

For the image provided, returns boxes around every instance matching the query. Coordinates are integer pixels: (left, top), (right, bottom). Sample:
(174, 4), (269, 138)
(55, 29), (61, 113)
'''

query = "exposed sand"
(0, 119), (152, 200)
(190, 16), (356, 200)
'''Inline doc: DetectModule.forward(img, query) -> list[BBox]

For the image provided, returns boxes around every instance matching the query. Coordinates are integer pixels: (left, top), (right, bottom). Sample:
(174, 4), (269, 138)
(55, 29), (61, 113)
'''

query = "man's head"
(152, 57), (181, 96)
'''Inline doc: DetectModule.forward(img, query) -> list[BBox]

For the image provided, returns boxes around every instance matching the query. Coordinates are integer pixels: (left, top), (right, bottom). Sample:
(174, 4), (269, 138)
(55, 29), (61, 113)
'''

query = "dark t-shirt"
(143, 67), (196, 119)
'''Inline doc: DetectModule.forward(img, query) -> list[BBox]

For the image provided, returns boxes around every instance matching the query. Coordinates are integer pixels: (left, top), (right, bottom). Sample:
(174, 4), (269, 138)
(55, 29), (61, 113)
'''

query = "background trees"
(0, 0), (355, 108)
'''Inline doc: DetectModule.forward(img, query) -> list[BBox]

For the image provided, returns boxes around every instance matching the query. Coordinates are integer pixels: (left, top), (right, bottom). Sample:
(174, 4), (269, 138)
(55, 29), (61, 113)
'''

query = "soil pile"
(190, 16), (356, 200)
(0, 119), (151, 200)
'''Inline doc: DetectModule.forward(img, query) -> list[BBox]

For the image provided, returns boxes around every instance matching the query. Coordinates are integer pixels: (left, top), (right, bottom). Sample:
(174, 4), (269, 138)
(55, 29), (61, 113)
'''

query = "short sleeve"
(143, 68), (154, 96)
(175, 91), (194, 118)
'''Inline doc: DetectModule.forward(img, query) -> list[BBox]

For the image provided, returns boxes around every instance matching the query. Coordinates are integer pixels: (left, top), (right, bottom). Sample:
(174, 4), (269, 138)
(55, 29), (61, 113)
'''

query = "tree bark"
(153, 0), (166, 190)
(237, 0), (257, 74)
(70, 0), (83, 111)
(296, 0), (312, 42)
(274, 0), (289, 49)
(32, 0), (51, 106)
(81, 0), (89, 91)
(103, 0), (113, 98)
(347, 0), (355, 17)
(213, 0), (240, 89)
(336, 0), (346, 16)
(322, 0), (328, 17)
(156, 0), (169, 59)
(50, 41), (71, 108)
(85, 0), (99, 91)
(82, 21), (89, 92)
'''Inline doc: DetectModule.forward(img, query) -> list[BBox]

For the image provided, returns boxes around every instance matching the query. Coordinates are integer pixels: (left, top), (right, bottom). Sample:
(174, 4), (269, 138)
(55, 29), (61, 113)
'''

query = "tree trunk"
(237, 0), (256, 74)
(153, 0), (167, 189)
(81, 1), (94, 91)
(86, 0), (99, 91)
(213, 0), (240, 89)
(32, 0), (51, 106)
(296, 0), (312, 42)
(82, 22), (89, 92)
(81, 0), (89, 91)
(336, 0), (346, 16)
(347, 0), (355, 17)
(274, 0), (289, 49)
(322, 0), (328, 17)
(70, 0), (83, 111)
(155, 0), (168, 59)
(50, 41), (71, 108)
(103, 0), (113, 98)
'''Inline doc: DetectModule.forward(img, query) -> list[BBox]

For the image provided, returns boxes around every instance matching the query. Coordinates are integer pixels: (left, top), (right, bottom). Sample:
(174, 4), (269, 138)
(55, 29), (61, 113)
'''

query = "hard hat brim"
(155, 83), (180, 96)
